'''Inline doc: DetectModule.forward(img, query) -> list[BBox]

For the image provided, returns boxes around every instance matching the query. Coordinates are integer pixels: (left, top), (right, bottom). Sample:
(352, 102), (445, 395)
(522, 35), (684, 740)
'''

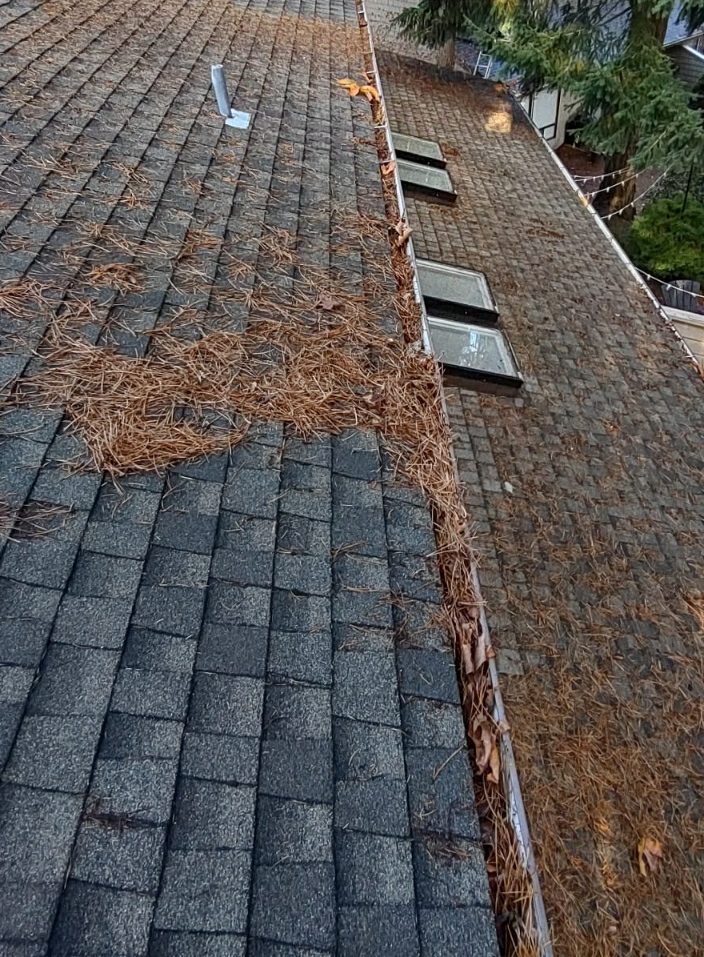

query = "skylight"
(427, 316), (522, 390)
(393, 132), (446, 169)
(397, 159), (456, 203)
(416, 259), (497, 322)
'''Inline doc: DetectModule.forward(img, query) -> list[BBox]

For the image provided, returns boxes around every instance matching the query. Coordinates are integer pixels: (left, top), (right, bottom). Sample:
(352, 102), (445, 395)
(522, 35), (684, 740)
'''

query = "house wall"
(665, 306), (704, 365)
(553, 90), (581, 147)
(667, 42), (704, 87)
(520, 89), (581, 148)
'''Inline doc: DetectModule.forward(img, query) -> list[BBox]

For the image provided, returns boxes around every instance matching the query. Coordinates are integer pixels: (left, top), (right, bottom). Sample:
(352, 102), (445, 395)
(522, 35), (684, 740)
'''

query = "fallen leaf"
(359, 84), (380, 103)
(315, 295), (340, 312)
(473, 642), (486, 672)
(488, 740), (500, 784)
(381, 161), (396, 176)
(471, 718), (494, 775)
(638, 836), (663, 876)
(393, 225), (412, 248)
(337, 78), (360, 97)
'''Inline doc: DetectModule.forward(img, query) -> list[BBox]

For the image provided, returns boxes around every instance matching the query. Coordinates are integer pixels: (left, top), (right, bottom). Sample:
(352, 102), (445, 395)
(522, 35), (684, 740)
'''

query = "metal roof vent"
(211, 64), (251, 129)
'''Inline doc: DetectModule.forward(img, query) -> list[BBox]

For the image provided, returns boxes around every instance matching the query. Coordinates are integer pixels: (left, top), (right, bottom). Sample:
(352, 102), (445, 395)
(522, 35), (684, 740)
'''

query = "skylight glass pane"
(417, 259), (495, 314)
(428, 316), (519, 379)
(393, 132), (446, 168)
(398, 159), (455, 199)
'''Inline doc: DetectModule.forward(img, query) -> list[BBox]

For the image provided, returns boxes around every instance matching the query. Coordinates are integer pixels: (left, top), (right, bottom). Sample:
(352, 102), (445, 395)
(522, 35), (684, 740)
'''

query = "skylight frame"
(397, 159), (457, 203)
(427, 314), (523, 392)
(416, 258), (498, 324)
(392, 132), (447, 169)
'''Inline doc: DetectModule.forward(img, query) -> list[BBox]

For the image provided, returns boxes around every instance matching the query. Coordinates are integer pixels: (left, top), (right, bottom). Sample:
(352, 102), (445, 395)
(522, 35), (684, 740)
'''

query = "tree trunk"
(437, 37), (456, 69)
(593, 152), (638, 220)
(595, 3), (669, 221)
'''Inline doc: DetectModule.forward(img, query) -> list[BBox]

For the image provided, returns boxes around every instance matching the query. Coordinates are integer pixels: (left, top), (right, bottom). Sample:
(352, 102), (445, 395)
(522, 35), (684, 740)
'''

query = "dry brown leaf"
(472, 718), (494, 775)
(381, 161), (396, 176)
(473, 637), (488, 671)
(337, 78), (360, 97)
(488, 740), (500, 784)
(337, 79), (380, 104)
(359, 84), (380, 103)
(315, 295), (341, 312)
(461, 643), (474, 675)
(637, 836), (664, 876)
(393, 225), (412, 248)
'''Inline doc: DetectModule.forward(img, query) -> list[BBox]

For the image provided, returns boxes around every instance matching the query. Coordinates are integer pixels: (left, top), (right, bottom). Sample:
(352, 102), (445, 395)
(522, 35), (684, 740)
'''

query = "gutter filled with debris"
(353, 3), (553, 954)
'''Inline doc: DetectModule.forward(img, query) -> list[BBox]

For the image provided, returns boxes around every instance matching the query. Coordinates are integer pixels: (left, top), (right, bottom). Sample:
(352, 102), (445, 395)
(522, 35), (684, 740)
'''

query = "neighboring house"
(363, 0), (581, 146)
(665, 26), (704, 88)
(455, 39), (581, 146)
(369, 0), (704, 148)
(536, 4), (704, 147)
(503, 3), (704, 148)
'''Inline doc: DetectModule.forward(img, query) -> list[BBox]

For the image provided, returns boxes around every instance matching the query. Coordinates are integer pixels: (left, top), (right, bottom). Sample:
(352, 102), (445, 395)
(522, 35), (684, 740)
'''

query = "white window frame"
(427, 314), (522, 387)
(417, 258), (497, 320)
(397, 159), (456, 202)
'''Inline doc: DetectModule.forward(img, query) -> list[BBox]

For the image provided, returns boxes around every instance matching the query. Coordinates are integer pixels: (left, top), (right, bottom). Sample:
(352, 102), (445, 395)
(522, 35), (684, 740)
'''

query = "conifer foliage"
(395, 0), (704, 214)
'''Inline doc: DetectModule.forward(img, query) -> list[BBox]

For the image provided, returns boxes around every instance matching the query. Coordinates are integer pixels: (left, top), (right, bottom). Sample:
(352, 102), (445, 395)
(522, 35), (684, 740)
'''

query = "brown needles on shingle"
(0, 1), (536, 953)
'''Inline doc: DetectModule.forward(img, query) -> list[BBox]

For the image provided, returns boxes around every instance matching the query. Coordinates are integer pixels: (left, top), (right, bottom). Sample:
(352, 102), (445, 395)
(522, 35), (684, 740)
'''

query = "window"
(416, 259), (497, 323)
(393, 132), (446, 169)
(397, 159), (456, 203)
(427, 316), (522, 390)
(415, 259), (522, 391)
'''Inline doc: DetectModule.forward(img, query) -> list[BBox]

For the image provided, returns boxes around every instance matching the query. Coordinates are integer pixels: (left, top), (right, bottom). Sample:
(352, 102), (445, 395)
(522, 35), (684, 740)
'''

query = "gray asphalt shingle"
(0, 0), (493, 951)
(4, 714), (102, 792)
(251, 863), (336, 950)
(50, 881), (154, 956)
(154, 849), (251, 934)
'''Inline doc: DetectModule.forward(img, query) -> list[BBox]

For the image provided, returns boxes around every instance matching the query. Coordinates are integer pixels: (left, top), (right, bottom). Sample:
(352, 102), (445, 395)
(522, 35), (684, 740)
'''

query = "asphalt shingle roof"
(0, 0), (498, 953)
(377, 51), (704, 955)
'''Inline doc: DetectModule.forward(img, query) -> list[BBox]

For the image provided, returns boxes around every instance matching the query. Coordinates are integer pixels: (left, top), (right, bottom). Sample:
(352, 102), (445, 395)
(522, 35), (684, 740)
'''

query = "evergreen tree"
(394, 0), (704, 216)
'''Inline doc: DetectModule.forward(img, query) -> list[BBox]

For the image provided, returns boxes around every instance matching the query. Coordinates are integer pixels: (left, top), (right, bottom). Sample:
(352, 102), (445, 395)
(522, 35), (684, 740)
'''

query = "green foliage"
(652, 162), (704, 204)
(570, 34), (704, 168)
(393, 0), (484, 48)
(624, 196), (704, 282)
(394, 0), (704, 176)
